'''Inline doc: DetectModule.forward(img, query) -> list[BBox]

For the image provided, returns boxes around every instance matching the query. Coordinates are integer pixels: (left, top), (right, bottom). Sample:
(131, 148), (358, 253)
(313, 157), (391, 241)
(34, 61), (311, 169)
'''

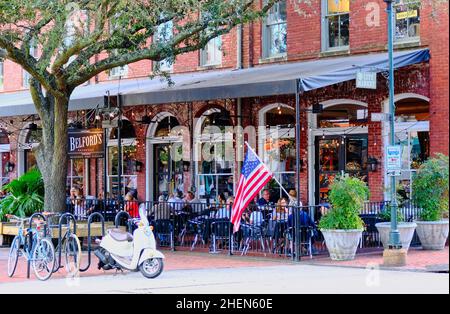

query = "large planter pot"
(375, 222), (417, 251)
(415, 220), (449, 250)
(321, 229), (363, 261)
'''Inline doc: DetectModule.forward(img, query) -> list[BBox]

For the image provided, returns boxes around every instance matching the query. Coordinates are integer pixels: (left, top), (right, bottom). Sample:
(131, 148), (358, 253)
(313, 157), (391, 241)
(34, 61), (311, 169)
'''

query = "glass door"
(153, 143), (184, 200)
(315, 134), (368, 205)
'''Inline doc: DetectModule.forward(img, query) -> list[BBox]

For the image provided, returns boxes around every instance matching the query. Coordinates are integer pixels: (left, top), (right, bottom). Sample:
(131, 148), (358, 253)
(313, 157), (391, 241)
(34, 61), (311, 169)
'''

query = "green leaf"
(412, 154), (449, 221)
(319, 175), (368, 230)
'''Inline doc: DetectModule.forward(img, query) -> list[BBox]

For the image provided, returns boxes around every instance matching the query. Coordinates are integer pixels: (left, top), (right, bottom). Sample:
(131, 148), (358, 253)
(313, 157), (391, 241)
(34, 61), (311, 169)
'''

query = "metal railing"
(63, 198), (424, 258)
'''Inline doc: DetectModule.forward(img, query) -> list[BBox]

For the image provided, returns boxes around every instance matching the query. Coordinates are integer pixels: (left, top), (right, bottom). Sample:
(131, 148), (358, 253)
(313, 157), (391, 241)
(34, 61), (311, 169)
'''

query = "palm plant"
(0, 169), (44, 221)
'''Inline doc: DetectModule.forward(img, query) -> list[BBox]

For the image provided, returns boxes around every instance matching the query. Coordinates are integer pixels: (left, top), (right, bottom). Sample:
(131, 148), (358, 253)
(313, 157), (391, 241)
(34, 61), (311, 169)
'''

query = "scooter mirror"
(139, 204), (149, 226)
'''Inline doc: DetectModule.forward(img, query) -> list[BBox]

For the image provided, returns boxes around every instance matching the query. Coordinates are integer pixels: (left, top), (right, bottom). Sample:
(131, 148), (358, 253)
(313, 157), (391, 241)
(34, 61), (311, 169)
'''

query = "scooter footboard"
(138, 249), (165, 265)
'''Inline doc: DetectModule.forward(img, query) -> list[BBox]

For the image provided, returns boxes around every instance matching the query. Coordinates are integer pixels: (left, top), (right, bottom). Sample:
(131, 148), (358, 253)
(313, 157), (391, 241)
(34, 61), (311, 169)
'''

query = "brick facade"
(0, 1), (447, 205)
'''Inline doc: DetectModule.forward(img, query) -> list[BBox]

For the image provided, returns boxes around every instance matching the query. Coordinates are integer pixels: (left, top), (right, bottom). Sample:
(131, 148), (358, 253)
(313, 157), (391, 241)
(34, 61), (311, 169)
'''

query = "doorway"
(315, 134), (368, 205)
(153, 143), (184, 200)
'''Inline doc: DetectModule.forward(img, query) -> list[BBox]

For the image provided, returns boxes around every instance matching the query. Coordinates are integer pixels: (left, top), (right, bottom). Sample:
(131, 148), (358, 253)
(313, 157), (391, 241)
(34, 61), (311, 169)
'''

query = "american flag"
(231, 143), (273, 233)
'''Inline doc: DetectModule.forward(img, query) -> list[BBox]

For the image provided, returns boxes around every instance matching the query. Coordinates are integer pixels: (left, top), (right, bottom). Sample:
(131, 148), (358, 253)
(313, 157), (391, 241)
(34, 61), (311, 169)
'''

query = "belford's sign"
(68, 128), (104, 158)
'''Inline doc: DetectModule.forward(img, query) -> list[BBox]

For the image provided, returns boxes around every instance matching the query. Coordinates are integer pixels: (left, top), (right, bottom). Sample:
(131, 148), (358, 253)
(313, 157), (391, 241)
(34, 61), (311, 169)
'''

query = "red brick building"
(0, 0), (448, 209)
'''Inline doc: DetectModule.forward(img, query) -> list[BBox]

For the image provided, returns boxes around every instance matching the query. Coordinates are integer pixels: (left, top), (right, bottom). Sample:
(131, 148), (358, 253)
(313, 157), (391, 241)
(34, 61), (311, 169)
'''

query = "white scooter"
(94, 207), (165, 278)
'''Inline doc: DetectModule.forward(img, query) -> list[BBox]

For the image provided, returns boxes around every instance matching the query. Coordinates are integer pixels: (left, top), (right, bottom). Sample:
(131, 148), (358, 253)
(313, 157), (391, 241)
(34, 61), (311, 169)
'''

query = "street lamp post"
(384, 0), (402, 251)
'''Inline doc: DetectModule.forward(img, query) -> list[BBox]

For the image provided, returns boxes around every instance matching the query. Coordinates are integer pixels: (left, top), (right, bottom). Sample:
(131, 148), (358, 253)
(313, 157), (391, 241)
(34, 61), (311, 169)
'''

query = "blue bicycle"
(7, 215), (56, 281)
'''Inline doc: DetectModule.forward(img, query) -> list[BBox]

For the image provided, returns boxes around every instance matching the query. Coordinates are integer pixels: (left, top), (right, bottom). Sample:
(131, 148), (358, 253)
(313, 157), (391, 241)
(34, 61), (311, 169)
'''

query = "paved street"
(0, 250), (448, 294)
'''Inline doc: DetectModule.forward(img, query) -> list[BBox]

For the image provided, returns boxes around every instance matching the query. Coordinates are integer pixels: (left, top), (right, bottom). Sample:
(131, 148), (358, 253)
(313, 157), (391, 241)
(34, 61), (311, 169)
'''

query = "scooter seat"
(108, 228), (134, 242)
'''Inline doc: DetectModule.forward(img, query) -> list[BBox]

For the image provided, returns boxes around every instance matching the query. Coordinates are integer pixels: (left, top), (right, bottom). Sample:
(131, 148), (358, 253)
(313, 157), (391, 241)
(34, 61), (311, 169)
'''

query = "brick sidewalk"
(0, 247), (447, 284)
(303, 247), (449, 272)
(0, 249), (286, 284)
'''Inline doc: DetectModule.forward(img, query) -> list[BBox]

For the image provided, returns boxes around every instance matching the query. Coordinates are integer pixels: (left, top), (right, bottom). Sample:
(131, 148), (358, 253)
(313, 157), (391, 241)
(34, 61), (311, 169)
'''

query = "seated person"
(168, 192), (183, 211)
(271, 198), (290, 221)
(215, 196), (234, 219)
(288, 208), (316, 229)
(149, 201), (173, 220)
(257, 189), (272, 207)
(249, 208), (263, 227)
(124, 192), (139, 218)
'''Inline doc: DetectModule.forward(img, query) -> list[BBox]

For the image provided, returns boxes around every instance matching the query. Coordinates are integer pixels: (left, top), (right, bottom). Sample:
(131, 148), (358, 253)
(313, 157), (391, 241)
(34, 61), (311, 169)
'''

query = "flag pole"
(244, 141), (291, 199)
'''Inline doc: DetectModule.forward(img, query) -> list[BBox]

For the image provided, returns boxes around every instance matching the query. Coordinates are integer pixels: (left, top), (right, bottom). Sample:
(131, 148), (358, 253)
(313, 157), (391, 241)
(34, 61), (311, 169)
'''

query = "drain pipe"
(236, 24), (243, 178)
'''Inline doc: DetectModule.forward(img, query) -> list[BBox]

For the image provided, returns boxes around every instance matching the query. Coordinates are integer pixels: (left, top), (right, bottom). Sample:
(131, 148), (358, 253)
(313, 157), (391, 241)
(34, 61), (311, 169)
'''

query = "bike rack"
(79, 212), (105, 272)
(114, 211), (131, 231)
(54, 213), (77, 273)
(26, 213), (48, 279)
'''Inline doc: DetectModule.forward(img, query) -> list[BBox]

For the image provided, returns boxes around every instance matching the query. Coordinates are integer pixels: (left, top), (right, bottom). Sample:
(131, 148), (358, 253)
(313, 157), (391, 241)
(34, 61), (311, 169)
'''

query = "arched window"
(196, 108), (234, 201)
(311, 101), (369, 205)
(392, 97), (430, 202)
(108, 119), (138, 198)
(23, 127), (40, 172)
(261, 105), (296, 200)
(110, 120), (137, 140)
(317, 104), (368, 128)
(154, 116), (180, 138)
(151, 116), (184, 199)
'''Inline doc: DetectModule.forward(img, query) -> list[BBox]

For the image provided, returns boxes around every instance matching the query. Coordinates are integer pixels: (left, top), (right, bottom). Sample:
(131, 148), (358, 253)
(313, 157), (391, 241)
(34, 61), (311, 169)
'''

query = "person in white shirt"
(216, 196), (234, 219)
(249, 209), (263, 227)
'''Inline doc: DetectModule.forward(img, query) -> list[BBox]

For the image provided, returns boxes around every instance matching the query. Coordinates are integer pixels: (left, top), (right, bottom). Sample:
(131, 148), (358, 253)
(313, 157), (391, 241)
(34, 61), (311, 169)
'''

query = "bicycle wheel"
(31, 238), (56, 281)
(64, 234), (81, 275)
(7, 236), (21, 277)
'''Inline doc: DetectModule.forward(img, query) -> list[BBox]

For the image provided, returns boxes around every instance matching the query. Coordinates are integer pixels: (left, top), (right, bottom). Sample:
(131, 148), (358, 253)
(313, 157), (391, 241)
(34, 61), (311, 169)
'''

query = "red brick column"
(428, 2), (449, 157)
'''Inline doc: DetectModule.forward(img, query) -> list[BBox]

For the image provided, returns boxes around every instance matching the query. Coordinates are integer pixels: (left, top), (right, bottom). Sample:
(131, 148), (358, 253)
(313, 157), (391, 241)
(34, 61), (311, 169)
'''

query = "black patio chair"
(180, 219), (206, 251)
(240, 223), (266, 256)
(360, 214), (380, 248)
(154, 219), (174, 249)
(210, 219), (232, 253)
(284, 226), (315, 259)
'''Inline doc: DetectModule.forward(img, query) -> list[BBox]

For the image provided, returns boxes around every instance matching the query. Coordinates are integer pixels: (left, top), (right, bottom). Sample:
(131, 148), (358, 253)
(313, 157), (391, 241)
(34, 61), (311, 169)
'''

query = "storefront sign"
(396, 10), (418, 20)
(356, 71), (377, 90)
(386, 145), (402, 174)
(102, 120), (118, 129)
(68, 128), (104, 159)
(371, 113), (390, 122)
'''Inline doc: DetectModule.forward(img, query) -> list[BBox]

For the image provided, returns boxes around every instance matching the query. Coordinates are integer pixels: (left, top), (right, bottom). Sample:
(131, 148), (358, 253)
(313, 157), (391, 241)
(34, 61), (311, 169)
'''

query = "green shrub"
(377, 205), (405, 222)
(319, 175), (368, 230)
(412, 154), (449, 221)
(0, 168), (44, 221)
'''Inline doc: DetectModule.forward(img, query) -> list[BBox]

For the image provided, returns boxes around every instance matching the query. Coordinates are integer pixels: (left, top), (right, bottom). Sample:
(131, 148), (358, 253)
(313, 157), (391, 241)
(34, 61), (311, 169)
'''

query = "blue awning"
(0, 48), (430, 117)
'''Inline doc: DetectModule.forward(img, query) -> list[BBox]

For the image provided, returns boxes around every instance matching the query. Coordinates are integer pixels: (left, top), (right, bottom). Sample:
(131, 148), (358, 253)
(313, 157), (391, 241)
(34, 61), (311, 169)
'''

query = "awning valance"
(0, 48), (429, 117)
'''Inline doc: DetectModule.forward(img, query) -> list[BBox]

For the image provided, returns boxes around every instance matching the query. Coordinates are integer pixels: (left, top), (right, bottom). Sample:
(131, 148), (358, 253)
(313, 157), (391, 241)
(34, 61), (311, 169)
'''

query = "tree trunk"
(34, 94), (70, 213)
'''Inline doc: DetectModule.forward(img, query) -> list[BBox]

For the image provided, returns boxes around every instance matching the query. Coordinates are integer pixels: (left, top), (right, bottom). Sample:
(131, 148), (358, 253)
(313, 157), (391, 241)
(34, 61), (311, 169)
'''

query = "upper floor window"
(394, 0), (420, 42)
(23, 43), (37, 88)
(262, 0), (287, 59)
(109, 15), (128, 79)
(322, 0), (350, 51)
(154, 20), (174, 72)
(0, 61), (4, 90)
(200, 36), (222, 67)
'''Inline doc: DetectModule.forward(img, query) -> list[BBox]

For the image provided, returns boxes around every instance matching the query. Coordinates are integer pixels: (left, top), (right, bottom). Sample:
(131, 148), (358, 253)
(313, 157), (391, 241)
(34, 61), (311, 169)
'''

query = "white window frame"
(394, 0), (421, 43)
(0, 140), (11, 190)
(107, 138), (138, 197)
(194, 109), (235, 201)
(200, 36), (222, 67)
(108, 15), (129, 79)
(154, 20), (174, 72)
(109, 63), (129, 78)
(262, 0), (287, 59)
(67, 159), (86, 191)
(321, 0), (350, 52)
(22, 43), (37, 88)
(0, 61), (4, 90)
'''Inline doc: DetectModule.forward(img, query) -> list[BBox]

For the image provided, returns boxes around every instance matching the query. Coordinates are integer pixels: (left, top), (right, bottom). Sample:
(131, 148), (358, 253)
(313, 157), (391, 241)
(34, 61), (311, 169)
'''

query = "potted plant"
(0, 168), (44, 221)
(375, 206), (417, 251)
(412, 154), (449, 250)
(319, 175), (368, 261)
